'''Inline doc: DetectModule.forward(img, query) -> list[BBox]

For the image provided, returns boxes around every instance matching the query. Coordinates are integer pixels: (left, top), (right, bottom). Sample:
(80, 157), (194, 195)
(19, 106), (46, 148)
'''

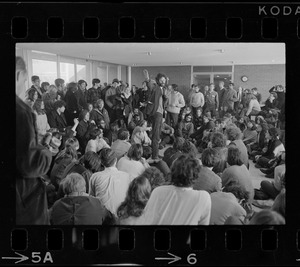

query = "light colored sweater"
(166, 91), (185, 114)
(190, 92), (205, 108)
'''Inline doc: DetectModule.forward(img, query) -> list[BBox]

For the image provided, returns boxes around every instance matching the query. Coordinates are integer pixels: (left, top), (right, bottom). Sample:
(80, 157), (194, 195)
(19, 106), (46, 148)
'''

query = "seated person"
(135, 154), (211, 225)
(255, 127), (285, 169)
(111, 129), (131, 161)
(235, 116), (247, 133)
(247, 123), (269, 158)
(177, 113), (194, 141)
(117, 176), (152, 225)
(85, 128), (110, 154)
(190, 114), (215, 147)
(140, 166), (166, 191)
(50, 173), (108, 225)
(128, 113), (142, 134)
(193, 148), (222, 194)
(117, 144), (150, 181)
(221, 146), (254, 204)
(159, 117), (175, 149)
(128, 107), (144, 126)
(210, 182), (248, 225)
(242, 120), (257, 146)
(163, 137), (185, 168)
(89, 148), (131, 217)
(193, 107), (204, 130)
(131, 120), (152, 146)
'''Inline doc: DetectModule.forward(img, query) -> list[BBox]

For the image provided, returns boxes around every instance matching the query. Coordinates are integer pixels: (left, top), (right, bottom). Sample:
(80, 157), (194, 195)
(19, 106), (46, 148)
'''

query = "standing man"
(87, 78), (100, 107)
(216, 81), (226, 117)
(251, 87), (262, 104)
(16, 57), (52, 224)
(190, 84), (205, 117)
(166, 84), (185, 128)
(76, 79), (88, 112)
(221, 82), (238, 114)
(55, 78), (65, 101)
(144, 70), (168, 163)
(204, 83), (219, 118)
(105, 78), (124, 123)
(27, 75), (43, 99)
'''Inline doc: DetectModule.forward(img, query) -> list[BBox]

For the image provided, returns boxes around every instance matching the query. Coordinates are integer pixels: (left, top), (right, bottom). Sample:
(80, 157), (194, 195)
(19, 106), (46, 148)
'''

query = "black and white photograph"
(16, 42), (286, 226)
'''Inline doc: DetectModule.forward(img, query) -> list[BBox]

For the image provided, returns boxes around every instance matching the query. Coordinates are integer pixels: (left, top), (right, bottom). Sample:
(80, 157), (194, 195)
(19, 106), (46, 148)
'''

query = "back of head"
(83, 151), (102, 172)
(127, 143), (143, 161)
(99, 148), (117, 168)
(173, 136), (186, 151)
(62, 173), (86, 195)
(118, 129), (130, 141)
(171, 154), (201, 187)
(227, 146), (244, 166)
(141, 167), (165, 191)
(223, 181), (249, 202)
(226, 125), (242, 141)
(182, 140), (197, 156)
(249, 210), (285, 225)
(211, 132), (226, 148)
(201, 147), (219, 168)
(117, 176), (151, 219)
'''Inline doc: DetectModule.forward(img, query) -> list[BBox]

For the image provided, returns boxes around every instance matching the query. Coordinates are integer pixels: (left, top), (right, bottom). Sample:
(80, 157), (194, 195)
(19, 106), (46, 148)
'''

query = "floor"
(158, 145), (275, 212)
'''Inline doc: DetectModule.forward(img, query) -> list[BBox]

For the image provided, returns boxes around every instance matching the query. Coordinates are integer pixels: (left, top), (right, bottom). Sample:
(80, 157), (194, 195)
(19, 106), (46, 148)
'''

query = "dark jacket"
(50, 195), (108, 225)
(90, 108), (110, 129)
(144, 82), (167, 117)
(86, 87), (99, 105)
(16, 96), (52, 225)
(76, 120), (96, 153)
(47, 110), (68, 132)
(75, 89), (88, 111)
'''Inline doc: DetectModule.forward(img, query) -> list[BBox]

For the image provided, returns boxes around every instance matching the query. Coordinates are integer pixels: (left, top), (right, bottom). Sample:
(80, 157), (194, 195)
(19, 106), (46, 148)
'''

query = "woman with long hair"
(33, 99), (50, 143)
(117, 176), (152, 225)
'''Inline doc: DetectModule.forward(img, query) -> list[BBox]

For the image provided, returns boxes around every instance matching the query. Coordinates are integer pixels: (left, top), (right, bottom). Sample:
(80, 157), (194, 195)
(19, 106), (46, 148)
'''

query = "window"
(60, 62), (75, 83)
(76, 64), (86, 81)
(32, 59), (57, 84)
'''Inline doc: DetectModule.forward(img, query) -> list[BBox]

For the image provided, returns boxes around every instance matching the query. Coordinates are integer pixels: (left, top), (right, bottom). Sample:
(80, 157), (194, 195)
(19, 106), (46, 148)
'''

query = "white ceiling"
(17, 43), (285, 66)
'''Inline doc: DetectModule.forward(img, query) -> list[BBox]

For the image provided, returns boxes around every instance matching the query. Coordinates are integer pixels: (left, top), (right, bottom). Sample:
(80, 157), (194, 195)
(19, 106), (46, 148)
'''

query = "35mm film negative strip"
(0, 1), (298, 266)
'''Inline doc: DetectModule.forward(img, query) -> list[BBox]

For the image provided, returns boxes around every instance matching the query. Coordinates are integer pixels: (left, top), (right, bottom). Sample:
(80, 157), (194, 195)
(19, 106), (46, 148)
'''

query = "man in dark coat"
(16, 56), (52, 225)
(76, 79), (88, 112)
(47, 100), (68, 132)
(144, 70), (168, 162)
(87, 78), (100, 106)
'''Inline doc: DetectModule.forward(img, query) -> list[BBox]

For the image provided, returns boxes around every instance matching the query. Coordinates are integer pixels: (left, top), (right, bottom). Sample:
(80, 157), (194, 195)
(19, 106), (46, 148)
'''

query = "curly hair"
(173, 137), (185, 151)
(181, 140), (197, 156)
(225, 125), (242, 141)
(211, 132), (226, 148)
(222, 180), (250, 202)
(141, 167), (165, 191)
(117, 176), (151, 219)
(201, 148), (219, 168)
(171, 154), (201, 187)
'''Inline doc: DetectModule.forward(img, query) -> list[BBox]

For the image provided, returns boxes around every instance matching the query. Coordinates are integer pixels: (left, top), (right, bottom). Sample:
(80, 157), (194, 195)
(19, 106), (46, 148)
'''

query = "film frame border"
(1, 2), (298, 266)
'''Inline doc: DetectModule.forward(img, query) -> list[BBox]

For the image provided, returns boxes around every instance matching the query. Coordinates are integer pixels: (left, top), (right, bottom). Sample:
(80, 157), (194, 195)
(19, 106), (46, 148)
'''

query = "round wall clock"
(241, 76), (248, 82)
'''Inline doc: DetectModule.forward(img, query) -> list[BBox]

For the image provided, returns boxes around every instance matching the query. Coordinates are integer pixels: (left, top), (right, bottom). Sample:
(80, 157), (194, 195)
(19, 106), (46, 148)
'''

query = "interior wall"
(234, 64), (285, 102)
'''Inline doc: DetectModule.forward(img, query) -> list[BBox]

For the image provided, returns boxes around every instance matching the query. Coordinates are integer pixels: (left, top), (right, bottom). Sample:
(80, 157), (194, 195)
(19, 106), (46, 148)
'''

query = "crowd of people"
(16, 56), (286, 225)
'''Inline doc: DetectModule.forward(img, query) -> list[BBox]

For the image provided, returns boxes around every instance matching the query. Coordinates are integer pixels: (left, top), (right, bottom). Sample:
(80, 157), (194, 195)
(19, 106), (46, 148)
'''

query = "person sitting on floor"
(117, 176), (152, 225)
(159, 117), (175, 149)
(177, 113), (194, 141)
(193, 148), (222, 194)
(89, 148), (131, 218)
(117, 143), (150, 181)
(131, 119), (152, 147)
(50, 173), (108, 225)
(242, 120), (258, 146)
(210, 182), (248, 225)
(140, 167), (166, 191)
(221, 146), (254, 204)
(85, 128), (110, 154)
(163, 136), (185, 168)
(135, 154), (212, 225)
(247, 122), (269, 159)
(226, 125), (249, 169)
(254, 127), (285, 169)
(110, 129), (131, 161)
